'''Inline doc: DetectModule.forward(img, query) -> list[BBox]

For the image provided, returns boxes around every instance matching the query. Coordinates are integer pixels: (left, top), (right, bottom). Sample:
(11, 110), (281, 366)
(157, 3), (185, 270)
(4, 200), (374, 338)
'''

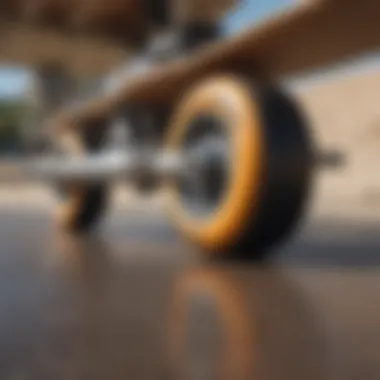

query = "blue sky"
(0, 0), (379, 98)
(0, 67), (31, 99)
(225, 0), (291, 31)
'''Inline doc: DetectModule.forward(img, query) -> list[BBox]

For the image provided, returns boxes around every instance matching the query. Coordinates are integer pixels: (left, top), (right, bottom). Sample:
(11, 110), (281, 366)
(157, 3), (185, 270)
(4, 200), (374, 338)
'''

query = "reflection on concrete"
(54, 232), (113, 285)
(0, 220), (379, 379)
(166, 265), (329, 380)
(48, 234), (331, 380)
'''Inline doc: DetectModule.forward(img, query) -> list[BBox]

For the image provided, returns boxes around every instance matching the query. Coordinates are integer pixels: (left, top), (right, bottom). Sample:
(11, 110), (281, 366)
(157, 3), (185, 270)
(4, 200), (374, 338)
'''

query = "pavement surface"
(0, 189), (379, 380)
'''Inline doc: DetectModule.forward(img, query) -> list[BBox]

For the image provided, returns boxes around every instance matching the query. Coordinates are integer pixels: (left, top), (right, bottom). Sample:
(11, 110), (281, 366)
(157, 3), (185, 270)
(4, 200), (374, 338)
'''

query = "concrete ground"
(0, 178), (378, 380)
(0, 65), (379, 380)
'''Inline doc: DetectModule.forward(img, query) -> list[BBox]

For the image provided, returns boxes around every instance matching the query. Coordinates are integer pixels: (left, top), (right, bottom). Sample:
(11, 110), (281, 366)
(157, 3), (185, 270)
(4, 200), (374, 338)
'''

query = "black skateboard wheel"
(54, 127), (109, 233)
(165, 75), (314, 260)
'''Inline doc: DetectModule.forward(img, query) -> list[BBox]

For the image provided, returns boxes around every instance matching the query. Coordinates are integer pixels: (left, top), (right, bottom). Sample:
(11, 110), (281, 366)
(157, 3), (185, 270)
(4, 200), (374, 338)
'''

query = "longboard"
(53, 0), (380, 128)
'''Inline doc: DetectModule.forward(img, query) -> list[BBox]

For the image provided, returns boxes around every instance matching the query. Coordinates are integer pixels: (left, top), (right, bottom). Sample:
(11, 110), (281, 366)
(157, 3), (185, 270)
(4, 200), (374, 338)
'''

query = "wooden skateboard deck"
(53, 0), (380, 128)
